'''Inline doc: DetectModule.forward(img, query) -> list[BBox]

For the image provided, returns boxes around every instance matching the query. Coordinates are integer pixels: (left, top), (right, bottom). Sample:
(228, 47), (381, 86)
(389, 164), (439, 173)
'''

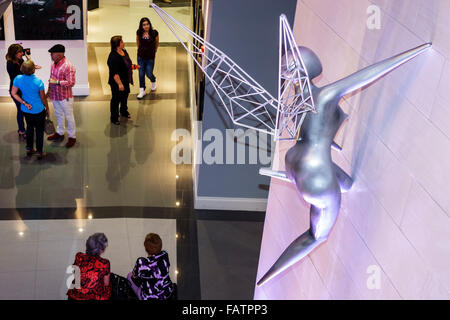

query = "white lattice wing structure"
(276, 14), (316, 140)
(152, 3), (278, 136)
(151, 5), (315, 141)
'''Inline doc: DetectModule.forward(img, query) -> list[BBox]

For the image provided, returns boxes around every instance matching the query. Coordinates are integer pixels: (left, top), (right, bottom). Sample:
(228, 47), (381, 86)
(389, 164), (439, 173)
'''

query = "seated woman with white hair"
(67, 233), (112, 300)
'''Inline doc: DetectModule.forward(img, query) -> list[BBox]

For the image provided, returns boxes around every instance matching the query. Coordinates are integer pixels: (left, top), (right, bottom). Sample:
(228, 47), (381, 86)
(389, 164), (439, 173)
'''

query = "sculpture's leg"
(256, 223), (322, 286)
(257, 191), (340, 286)
(333, 163), (353, 193)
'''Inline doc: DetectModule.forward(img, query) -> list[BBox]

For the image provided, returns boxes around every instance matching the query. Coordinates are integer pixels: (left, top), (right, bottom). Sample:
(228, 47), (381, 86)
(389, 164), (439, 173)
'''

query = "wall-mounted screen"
(13, 0), (83, 40)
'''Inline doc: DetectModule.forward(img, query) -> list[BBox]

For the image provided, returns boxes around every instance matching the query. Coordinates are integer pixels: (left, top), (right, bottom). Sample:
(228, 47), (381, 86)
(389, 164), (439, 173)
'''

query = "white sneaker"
(137, 88), (146, 99)
(151, 82), (157, 91)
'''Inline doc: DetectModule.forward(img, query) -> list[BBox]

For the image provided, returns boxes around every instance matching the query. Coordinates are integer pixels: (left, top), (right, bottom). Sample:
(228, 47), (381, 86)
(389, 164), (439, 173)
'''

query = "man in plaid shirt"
(47, 44), (77, 148)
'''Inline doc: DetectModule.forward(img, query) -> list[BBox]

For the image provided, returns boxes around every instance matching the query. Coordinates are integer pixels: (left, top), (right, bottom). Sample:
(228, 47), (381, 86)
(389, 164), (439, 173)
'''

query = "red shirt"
(49, 57), (76, 101)
(67, 252), (111, 300)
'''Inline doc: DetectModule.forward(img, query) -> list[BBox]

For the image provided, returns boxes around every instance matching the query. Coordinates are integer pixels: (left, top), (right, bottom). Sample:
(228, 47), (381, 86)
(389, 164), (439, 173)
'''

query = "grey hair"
(86, 233), (108, 256)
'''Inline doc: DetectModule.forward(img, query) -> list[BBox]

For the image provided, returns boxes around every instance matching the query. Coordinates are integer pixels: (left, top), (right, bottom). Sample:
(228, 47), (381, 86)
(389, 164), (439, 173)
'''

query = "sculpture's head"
(298, 46), (322, 80)
(281, 46), (322, 81)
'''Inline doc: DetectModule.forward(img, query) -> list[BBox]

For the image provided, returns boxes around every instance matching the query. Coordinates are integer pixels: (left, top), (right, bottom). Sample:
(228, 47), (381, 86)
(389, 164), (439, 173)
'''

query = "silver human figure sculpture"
(257, 43), (431, 286)
(150, 3), (431, 287)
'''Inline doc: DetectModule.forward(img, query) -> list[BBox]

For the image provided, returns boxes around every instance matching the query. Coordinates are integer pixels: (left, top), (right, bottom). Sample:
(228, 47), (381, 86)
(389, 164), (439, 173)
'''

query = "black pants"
(23, 110), (45, 153)
(110, 85), (130, 122)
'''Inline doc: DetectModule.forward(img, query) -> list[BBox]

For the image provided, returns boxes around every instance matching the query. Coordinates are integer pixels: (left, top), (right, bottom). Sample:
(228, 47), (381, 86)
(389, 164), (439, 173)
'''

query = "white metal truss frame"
(151, 4), (315, 141)
(275, 14), (316, 140)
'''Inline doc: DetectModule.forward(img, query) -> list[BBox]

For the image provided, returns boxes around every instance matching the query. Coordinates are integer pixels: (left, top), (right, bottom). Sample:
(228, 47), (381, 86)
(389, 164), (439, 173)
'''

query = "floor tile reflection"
(197, 219), (264, 300)
(0, 99), (177, 208)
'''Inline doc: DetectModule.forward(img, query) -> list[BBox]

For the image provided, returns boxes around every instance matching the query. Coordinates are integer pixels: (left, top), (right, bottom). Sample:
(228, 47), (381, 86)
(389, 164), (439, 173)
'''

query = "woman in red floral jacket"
(67, 233), (111, 300)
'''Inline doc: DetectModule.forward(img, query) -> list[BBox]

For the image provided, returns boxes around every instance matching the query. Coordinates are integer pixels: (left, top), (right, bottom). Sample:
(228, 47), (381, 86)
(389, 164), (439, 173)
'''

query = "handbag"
(44, 118), (55, 135)
(110, 273), (138, 301)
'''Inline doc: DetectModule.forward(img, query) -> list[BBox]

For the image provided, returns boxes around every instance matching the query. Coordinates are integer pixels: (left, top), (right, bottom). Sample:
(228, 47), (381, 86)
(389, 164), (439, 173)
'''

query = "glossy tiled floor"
(87, 3), (191, 43)
(0, 99), (178, 208)
(197, 219), (264, 299)
(0, 3), (265, 300)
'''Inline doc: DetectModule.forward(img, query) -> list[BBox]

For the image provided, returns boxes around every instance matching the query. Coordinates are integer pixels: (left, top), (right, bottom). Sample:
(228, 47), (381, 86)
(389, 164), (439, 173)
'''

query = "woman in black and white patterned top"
(127, 233), (174, 300)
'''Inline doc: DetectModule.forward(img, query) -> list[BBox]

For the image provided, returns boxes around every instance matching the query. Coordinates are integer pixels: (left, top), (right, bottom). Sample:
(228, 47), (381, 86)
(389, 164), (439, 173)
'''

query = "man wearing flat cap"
(47, 44), (77, 148)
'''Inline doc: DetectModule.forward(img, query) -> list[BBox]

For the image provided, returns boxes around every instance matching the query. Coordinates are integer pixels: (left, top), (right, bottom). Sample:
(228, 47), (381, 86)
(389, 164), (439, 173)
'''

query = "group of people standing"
(6, 43), (77, 159)
(5, 17), (159, 157)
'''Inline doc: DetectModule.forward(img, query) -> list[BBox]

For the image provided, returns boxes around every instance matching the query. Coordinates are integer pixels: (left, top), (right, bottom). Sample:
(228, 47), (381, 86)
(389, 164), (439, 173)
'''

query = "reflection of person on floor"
(105, 125), (128, 192)
(136, 17), (159, 99)
(127, 233), (176, 300)
(6, 44), (42, 140)
(46, 44), (77, 148)
(67, 233), (112, 300)
(0, 145), (14, 189)
(134, 104), (153, 165)
(107, 35), (139, 125)
(11, 60), (50, 160)
(105, 146), (121, 193)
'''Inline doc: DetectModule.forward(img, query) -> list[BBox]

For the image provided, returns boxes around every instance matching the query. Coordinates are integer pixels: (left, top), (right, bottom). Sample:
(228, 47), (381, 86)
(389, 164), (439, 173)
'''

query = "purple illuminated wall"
(255, 0), (450, 299)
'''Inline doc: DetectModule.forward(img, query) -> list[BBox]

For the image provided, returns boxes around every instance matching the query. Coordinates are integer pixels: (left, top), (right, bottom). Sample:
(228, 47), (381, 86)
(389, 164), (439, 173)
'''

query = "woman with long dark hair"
(107, 35), (139, 125)
(136, 17), (159, 100)
(6, 44), (27, 139)
(6, 44), (42, 139)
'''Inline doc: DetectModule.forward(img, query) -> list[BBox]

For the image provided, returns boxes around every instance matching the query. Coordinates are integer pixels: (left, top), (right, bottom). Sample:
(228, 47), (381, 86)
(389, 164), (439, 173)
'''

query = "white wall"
(0, 0), (89, 96)
(100, 0), (129, 6)
(255, 0), (450, 299)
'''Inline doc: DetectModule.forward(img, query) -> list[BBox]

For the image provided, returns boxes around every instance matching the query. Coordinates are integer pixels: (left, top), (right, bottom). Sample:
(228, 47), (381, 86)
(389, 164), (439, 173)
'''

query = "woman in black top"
(136, 17), (159, 100)
(6, 44), (27, 139)
(127, 233), (175, 300)
(107, 35), (139, 125)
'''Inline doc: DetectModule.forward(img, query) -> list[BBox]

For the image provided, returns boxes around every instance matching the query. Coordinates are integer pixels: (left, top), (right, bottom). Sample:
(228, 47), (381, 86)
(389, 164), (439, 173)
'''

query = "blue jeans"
(137, 56), (156, 89)
(11, 95), (26, 133)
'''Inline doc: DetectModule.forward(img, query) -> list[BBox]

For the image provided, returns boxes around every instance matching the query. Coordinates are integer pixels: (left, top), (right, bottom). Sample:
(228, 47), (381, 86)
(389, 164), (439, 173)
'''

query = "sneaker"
(151, 81), (157, 91)
(137, 88), (146, 99)
(66, 138), (76, 148)
(47, 133), (64, 141)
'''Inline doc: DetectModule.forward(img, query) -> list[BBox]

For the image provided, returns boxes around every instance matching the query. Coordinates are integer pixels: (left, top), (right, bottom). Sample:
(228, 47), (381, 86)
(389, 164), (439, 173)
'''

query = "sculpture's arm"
(259, 168), (293, 183)
(327, 43), (431, 98)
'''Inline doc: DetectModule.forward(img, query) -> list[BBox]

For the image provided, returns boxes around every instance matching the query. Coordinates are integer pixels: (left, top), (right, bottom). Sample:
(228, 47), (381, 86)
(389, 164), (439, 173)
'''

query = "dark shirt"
(122, 55), (133, 86)
(6, 59), (24, 94)
(67, 252), (112, 300)
(137, 29), (159, 60)
(107, 49), (133, 90)
(131, 250), (174, 300)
